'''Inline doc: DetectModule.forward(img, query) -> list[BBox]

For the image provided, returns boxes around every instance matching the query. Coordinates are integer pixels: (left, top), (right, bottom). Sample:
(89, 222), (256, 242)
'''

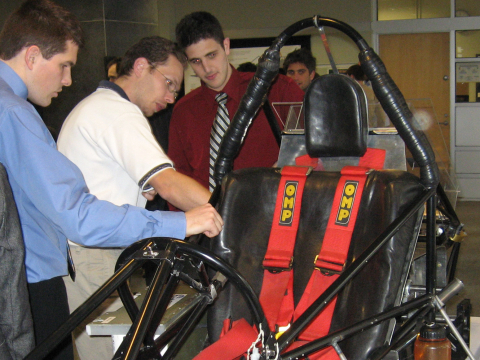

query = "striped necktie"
(209, 92), (229, 192)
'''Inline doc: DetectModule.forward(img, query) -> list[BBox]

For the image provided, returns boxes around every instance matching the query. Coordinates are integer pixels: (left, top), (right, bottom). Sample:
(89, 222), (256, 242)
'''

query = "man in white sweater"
(58, 36), (219, 359)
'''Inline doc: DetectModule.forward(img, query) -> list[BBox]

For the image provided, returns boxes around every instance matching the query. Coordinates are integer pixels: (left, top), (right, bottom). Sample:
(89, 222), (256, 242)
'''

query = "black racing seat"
(206, 74), (426, 358)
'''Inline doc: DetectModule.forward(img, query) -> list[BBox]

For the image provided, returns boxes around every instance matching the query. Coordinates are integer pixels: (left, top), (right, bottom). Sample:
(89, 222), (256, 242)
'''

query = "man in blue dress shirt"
(0, 1), (223, 359)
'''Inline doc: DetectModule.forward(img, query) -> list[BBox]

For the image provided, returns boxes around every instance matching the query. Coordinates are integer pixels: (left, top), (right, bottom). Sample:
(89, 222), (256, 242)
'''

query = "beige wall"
(173, 0), (370, 31)
(164, 0), (374, 70)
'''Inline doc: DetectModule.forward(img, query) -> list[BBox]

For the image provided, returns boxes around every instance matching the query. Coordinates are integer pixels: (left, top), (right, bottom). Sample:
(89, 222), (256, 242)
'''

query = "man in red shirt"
(168, 11), (304, 190)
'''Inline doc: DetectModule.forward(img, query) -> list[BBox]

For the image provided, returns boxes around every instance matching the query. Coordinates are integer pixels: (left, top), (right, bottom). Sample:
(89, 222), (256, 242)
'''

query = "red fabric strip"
(259, 166), (310, 331)
(293, 167), (369, 342)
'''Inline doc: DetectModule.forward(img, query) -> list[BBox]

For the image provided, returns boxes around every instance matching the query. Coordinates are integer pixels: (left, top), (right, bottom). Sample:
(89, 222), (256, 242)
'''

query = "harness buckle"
(314, 255), (344, 276)
(275, 323), (291, 339)
(263, 256), (294, 273)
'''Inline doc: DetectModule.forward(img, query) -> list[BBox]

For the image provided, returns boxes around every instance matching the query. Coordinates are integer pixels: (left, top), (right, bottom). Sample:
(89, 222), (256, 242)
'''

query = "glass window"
(456, 30), (480, 58)
(455, 0), (480, 17)
(455, 62), (480, 102)
(378, 0), (450, 20)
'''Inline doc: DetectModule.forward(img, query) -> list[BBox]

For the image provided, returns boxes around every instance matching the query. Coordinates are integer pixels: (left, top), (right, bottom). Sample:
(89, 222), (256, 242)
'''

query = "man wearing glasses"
(57, 36), (213, 359)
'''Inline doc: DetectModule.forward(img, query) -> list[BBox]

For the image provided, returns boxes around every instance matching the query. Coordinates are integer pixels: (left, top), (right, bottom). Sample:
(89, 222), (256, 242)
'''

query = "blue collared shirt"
(0, 60), (186, 283)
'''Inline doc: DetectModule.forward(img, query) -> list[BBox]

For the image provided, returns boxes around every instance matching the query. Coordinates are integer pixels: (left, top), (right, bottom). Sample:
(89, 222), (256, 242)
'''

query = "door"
(379, 33), (450, 173)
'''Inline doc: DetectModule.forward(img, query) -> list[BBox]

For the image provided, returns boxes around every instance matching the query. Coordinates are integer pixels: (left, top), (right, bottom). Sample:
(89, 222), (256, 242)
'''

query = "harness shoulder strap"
(261, 149), (386, 335)
(259, 166), (311, 332)
(295, 147), (386, 171)
(293, 166), (370, 342)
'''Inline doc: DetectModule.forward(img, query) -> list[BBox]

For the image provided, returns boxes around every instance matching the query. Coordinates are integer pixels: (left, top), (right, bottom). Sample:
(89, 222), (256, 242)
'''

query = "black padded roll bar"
(213, 16), (439, 189)
(359, 49), (439, 188)
(212, 46), (280, 186)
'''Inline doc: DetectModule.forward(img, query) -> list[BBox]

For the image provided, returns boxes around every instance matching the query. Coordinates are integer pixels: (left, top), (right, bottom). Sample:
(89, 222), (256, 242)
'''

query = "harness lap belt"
(193, 318), (258, 360)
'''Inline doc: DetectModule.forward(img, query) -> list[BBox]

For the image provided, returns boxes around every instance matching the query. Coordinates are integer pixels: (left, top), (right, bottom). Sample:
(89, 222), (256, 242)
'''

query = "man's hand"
(185, 204), (223, 238)
(142, 189), (157, 201)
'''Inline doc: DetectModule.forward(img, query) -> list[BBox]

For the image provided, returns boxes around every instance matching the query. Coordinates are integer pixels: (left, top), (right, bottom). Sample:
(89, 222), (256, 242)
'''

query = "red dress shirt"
(168, 67), (304, 189)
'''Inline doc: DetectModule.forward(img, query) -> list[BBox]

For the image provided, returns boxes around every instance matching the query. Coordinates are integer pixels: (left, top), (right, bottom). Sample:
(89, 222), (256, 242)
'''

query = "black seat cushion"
(208, 167), (424, 358)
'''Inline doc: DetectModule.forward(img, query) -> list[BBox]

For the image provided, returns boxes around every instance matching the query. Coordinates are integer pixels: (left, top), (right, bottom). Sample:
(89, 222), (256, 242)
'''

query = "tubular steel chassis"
(25, 16), (474, 360)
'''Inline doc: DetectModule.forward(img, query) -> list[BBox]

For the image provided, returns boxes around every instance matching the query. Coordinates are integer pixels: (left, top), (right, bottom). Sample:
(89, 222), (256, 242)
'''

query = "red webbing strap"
(293, 166), (370, 343)
(358, 147), (386, 169)
(259, 166), (311, 332)
(193, 319), (258, 360)
(295, 147), (386, 172)
(295, 153), (324, 170)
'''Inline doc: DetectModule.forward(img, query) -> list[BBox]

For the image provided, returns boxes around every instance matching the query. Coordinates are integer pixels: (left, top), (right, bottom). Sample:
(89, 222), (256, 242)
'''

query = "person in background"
(0, 2), (222, 359)
(105, 56), (121, 81)
(283, 47), (317, 92)
(169, 11), (304, 191)
(345, 63), (367, 82)
(236, 61), (257, 72)
(346, 63), (381, 127)
(58, 36), (216, 359)
(346, 63), (375, 102)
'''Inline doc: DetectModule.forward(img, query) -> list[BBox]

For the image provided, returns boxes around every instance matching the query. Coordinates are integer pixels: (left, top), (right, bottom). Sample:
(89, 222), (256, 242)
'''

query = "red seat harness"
(195, 148), (385, 360)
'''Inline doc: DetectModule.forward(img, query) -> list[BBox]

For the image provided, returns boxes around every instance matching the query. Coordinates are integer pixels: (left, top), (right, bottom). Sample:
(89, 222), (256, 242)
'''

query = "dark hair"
(105, 56), (121, 80)
(0, 0), (84, 60)
(176, 11), (224, 50)
(283, 48), (316, 73)
(346, 64), (367, 81)
(237, 62), (257, 73)
(106, 57), (121, 72)
(116, 36), (186, 78)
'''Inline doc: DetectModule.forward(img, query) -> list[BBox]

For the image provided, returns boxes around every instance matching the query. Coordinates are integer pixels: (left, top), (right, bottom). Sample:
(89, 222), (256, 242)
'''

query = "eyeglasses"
(154, 67), (179, 100)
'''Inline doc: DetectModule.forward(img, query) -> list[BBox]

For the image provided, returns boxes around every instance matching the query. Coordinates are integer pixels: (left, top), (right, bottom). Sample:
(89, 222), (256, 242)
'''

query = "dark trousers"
(27, 276), (74, 360)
